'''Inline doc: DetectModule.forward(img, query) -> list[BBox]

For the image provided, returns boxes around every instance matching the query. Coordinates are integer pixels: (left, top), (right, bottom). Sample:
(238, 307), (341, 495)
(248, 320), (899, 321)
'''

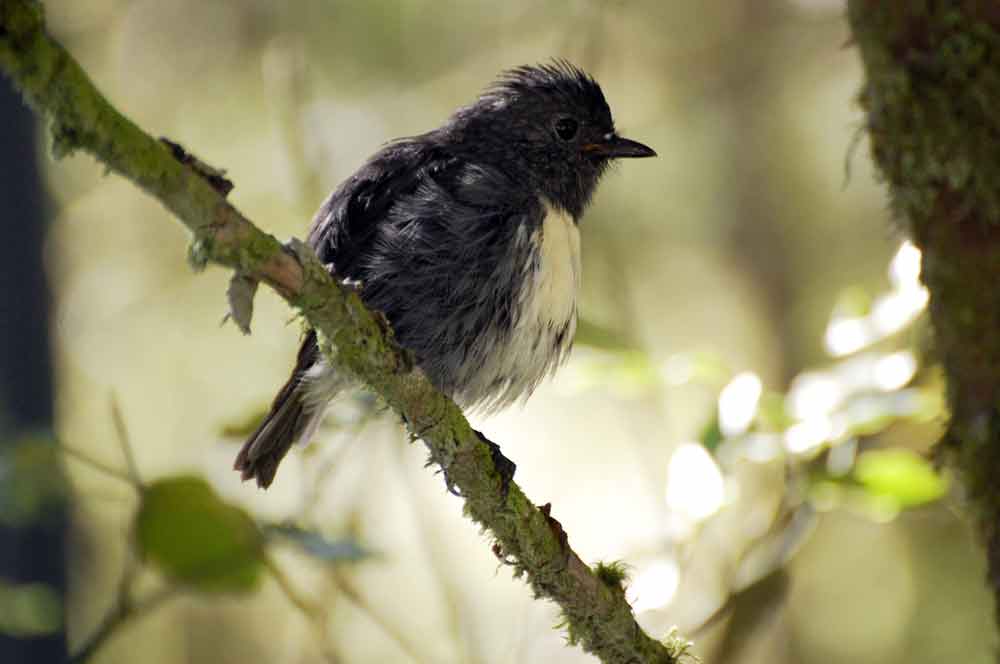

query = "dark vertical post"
(0, 71), (67, 662)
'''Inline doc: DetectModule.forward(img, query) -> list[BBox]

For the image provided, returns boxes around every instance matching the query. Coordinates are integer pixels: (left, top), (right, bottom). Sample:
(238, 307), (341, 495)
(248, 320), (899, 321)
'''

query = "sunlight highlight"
(663, 354), (693, 385)
(784, 416), (834, 454)
(873, 351), (917, 391)
(871, 288), (929, 336)
(889, 240), (922, 290)
(626, 559), (680, 613)
(824, 316), (871, 357)
(787, 372), (843, 420)
(824, 240), (928, 357)
(665, 443), (725, 522)
(718, 371), (763, 437)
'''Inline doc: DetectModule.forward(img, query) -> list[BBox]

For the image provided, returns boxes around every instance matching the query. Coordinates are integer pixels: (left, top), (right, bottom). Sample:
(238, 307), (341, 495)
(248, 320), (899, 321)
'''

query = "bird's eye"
(554, 117), (579, 141)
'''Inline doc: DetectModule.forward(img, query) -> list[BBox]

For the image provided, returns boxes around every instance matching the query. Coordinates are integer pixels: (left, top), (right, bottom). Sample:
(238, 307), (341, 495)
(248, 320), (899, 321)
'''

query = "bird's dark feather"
(236, 60), (647, 488)
(309, 139), (543, 401)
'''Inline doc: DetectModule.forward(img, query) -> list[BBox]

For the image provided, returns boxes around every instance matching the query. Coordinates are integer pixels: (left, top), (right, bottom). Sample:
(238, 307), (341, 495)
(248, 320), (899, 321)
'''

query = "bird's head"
(449, 61), (656, 218)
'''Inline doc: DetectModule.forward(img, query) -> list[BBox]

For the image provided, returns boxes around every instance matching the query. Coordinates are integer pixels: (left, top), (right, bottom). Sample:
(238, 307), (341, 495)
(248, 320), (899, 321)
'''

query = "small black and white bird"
(235, 61), (655, 488)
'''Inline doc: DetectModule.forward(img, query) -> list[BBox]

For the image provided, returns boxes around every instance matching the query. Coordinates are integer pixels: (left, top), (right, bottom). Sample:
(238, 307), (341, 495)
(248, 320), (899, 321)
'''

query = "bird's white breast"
(460, 200), (580, 411)
(528, 202), (581, 330)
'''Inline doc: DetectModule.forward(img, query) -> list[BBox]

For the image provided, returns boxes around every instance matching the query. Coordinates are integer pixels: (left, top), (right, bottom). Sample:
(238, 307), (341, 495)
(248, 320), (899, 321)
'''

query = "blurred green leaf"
(911, 385), (947, 422)
(0, 579), (62, 637)
(832, 285), (873, 318)
(266, 524), (373, 563)
(699, 416), (723, 452)
(574, 318), (636, 352)
(136, 476), (263, 593)
(853, 448), (947, 508)
(671, 351), (732, 387)
(611, 352), (662, 394)
(0, 436), (66, 528)
(218, 407), (269, 438)
(574, 350), (661, 397)
(846, 412), (897, 437)
(756, 391), (795, 431)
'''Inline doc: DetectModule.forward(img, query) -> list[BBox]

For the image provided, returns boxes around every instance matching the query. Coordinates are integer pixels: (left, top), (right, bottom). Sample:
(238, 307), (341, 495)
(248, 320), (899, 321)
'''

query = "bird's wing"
(307, 138), (537, 279)
(305, 138), (544, 398)
(308, 139), (444, 278)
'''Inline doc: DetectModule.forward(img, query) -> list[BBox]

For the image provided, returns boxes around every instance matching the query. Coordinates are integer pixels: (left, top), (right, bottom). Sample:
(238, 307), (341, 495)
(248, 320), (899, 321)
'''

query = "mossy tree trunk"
(848, 0), (1000, 634)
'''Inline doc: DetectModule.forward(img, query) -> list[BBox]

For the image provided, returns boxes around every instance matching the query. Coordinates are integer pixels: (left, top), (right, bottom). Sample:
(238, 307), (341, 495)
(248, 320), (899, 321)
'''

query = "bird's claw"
(475, 429), (516, 500)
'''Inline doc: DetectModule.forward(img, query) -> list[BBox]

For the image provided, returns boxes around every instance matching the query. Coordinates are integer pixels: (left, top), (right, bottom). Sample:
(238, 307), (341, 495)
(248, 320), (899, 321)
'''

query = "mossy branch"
(0, 2), (689, 662)
(848, 0), (1000, 632)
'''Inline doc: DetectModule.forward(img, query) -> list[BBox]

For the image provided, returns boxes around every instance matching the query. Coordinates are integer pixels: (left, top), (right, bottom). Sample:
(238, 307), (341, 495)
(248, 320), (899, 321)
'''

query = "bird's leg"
(474, 429), (516, 500)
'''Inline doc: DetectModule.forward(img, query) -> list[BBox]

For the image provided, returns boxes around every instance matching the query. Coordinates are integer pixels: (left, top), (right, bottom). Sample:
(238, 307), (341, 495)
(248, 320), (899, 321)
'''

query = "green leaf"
(699, 416), (723, 452)
(846, 412), (897, 437)
(136, 476), (263, 593)
(853, 448), (947, 508)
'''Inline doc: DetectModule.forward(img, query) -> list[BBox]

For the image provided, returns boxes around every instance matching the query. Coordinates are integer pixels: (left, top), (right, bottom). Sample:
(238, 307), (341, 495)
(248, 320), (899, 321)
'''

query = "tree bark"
(848, 0), (1000, 634)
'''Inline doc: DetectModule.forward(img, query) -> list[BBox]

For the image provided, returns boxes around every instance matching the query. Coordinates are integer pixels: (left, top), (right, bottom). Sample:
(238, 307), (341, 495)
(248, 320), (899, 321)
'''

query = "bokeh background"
(2, 0), (997, 662)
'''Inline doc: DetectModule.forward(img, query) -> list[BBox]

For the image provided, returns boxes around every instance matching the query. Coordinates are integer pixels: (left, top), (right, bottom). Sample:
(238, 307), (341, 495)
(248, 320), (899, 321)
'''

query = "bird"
(234, 60), (655, 488)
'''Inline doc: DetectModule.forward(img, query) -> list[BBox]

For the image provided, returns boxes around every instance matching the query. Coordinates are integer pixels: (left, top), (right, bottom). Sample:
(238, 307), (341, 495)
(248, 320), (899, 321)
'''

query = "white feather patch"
(458, 200), (581, 411)
(533, 201), (581, 329)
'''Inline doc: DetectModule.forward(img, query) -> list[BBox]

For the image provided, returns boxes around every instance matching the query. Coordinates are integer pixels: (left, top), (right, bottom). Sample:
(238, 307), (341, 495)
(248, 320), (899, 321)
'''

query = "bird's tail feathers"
(234, 332), (322, 489)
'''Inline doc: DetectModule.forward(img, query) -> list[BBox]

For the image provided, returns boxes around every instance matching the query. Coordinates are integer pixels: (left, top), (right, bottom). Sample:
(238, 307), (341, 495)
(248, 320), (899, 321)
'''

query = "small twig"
(60, 444), (142, 489)
(263, 555), (339, 663)
(299, 404), (380, 522)
(77, 488), (134, 504)
(264, 554), (324, 617)
(394, 442), (481, 664)
(110, 396), (143, 487)
(264, 555), (338, 664)
(69, 585), (176, 664)
(332, 568), (428, 664)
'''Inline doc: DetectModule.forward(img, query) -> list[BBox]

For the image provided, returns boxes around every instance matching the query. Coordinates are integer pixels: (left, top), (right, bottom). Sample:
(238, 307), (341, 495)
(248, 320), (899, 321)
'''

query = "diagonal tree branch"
(0, 2), (691, 662)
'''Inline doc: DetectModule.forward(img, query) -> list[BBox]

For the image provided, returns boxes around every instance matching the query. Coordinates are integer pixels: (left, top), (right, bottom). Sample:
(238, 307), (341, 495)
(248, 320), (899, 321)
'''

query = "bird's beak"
(584, 134), (657, 159)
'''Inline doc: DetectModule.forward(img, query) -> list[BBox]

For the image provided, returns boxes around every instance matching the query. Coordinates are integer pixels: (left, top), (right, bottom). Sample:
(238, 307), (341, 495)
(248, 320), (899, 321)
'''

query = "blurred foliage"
(48, 431), (371, 662)
(136, 476), (264, 593)
(217, 406), (270, 439)
(573, 240), (942, 518)
(563, 237), (948, 647)
(0, 436), (66, 528)
(0, 579), (62, 638)
(852, 449), (947, 509)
